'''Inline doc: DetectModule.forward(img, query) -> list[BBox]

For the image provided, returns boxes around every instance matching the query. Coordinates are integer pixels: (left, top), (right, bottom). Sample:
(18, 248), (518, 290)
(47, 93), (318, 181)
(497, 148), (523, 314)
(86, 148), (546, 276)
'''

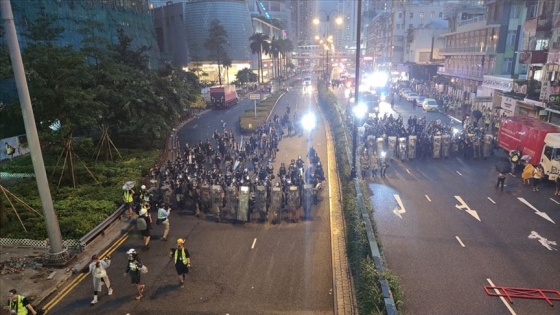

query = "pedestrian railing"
(77, 205), (125, 252)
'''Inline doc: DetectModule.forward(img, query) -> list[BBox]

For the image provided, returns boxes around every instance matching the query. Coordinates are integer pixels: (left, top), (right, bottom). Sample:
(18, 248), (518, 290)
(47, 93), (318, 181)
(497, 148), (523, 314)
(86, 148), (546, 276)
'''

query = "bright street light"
(301, 112), (317, 131)
(352, 102), (368, 119)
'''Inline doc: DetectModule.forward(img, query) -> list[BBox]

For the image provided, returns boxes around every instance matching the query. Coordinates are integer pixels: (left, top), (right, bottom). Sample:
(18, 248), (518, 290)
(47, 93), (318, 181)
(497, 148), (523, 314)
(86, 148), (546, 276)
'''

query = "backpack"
(136, 217), (147, 231)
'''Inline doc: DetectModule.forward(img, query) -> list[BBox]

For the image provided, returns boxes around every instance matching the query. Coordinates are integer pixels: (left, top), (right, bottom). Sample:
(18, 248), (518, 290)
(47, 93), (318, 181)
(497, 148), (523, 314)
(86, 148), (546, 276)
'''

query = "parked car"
(422, 98), (439, 111)
(400, 89), (412, 98)
(417, 96), (426, 105)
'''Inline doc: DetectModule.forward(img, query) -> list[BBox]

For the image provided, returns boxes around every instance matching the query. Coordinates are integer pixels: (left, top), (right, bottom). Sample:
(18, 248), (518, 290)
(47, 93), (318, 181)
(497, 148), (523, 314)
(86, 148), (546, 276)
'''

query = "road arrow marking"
(455, 236), (466, 247)
(454, 195), (481, 221)
(456, 171), (463, 176)
(393, 194), (406, 219)
(528, 231), (558, 251)
(517, 198), (556, 224)
(551, 198), (560, 205)
(425, 195), (431, 202)
(487, 197), (496, 204)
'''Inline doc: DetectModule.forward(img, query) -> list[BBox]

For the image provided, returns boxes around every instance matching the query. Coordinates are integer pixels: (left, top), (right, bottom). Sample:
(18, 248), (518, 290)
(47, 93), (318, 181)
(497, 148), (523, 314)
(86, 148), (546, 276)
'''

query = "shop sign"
(482, 76), (513, 92)
(549, 94), (560, 105)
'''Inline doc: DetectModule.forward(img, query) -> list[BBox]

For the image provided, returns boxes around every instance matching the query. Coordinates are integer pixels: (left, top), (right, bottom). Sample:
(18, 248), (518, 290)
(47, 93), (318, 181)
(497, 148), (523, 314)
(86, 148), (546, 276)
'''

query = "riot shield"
(269, 186), (282, 223)
(200, 184), (212, 214)
(287, 186), (301, 222)
(253, 185), (267, 222)
(398, 137), (407, 161)
(473, 135), (481, 159)
(237, 186), (249, 222)
(433, 135), (441, 158)
(225, 186), (238, 220)
(302, 184), (313, 220)
(387, 136), (397, 161)
(483, 134), (493, 159)
(376, 137), (385, 156)
(442, 134), (451, 158)
(407, 135), (417, 160)
(211, 185), (223, 219)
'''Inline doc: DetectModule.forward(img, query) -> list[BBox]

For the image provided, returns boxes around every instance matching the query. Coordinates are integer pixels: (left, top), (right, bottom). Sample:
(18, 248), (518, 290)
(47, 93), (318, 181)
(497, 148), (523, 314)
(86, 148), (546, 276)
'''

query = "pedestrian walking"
(555, 176), (560, 195)
(496, 172), (506, 191)
(137, 206), (151, 249)
(6, 289), (38, 315)
(157, 203), (171, 241)
(170, 238), (191, 288)
(370, 152), (378, 178)
(380, 159), (389, 178)
(124, 249), (146, 301)
(532, 164), (543, 191)
(88, 254), (113, 305)
(521, 163), (534, 185)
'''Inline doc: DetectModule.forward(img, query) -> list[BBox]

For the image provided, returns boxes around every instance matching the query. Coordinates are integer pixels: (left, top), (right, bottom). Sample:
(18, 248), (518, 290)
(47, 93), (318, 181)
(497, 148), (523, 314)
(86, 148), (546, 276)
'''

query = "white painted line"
(486, 278), (517, 315)
(509, 173), (516, 177)
(251, 238), (257, 249)
(192, 124), (198, 128)
(455, 236), (465, 247)
(551, 198), (560, 205)
(406, 168), (411, 174)
(517, 198), (556, 224)
(487, 197), (496, 204)
(425, 195), (431, 202)
(456, 171), (462, 176)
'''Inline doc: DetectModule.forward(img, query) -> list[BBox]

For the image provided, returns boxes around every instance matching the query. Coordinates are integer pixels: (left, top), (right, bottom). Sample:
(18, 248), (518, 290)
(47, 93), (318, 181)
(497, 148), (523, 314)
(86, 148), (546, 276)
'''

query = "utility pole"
(351, 0), (363, 179)
(1, 0), (68, 264)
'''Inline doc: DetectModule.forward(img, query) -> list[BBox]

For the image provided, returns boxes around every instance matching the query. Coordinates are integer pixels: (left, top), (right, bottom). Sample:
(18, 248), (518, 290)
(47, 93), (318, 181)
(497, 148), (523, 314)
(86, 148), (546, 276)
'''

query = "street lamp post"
(313, 11), (342, 82)
(351, 0), (363, 179)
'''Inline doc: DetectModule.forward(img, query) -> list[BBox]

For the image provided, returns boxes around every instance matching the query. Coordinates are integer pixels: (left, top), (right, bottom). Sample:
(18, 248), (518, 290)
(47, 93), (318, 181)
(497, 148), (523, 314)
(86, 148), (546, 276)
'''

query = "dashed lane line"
(486, 278), (517, 315)
(455, 236), (465, 247)
(425, 195), (431, 202)
(487, 197), (496, 204)
(251, 238), (257, 249)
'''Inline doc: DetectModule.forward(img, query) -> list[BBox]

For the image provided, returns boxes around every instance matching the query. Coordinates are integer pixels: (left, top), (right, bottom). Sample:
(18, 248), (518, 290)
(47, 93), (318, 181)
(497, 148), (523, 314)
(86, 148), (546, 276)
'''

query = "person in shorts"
(124, 249), (145, 300)
(169, 238), (191, 288)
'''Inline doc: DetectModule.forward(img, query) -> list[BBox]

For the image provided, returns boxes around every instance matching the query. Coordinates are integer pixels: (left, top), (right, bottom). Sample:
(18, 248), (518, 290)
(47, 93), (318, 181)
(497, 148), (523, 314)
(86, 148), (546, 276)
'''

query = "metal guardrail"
(77, 204), (125, 251)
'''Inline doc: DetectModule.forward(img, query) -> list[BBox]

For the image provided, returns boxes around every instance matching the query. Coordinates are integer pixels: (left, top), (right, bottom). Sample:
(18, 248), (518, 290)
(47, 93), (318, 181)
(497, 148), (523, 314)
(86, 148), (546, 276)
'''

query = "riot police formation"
(144, 108), (325, 224)
(355, 112), (494, 163)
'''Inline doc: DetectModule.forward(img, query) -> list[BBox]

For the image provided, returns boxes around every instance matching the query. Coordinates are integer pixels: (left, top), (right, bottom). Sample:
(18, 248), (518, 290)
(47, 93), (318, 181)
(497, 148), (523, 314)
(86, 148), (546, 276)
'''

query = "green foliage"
(0, 149), (160, 239)
(236, 68), (258, 85)
(317, 82), (404, 313)
(239, 91), (284, 133)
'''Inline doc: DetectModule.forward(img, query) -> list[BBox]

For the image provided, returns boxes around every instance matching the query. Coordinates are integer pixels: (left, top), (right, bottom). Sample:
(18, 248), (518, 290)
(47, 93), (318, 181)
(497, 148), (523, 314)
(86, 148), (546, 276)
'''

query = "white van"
(541, 133), (560, 181)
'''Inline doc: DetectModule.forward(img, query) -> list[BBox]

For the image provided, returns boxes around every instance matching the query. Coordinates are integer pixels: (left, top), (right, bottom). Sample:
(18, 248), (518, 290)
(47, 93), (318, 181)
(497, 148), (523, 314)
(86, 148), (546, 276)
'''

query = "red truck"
(210, 85), (238, 109)
(498, 116), (560, 180)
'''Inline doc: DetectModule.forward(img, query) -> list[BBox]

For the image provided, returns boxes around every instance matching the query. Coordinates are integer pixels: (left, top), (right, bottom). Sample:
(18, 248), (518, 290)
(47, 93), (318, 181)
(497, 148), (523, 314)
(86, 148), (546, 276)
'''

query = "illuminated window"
(419, 12), (424, 19)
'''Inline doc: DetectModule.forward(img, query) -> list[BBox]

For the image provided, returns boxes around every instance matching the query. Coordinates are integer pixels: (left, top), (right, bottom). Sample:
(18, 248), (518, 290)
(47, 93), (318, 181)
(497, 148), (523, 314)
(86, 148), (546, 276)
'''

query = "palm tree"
(204, 19), (229, 86)
(222, 55), (232, 84)
(249, 32), (270, 84)
(270, 36), (281, 81)
(280, 38), (294, 78)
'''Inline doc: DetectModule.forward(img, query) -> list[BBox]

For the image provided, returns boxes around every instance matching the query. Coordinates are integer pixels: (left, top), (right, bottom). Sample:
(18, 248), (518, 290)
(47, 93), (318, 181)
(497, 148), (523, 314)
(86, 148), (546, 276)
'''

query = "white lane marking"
(551, 198), (560, 205)
(486, 278), (517, 315)
(393, 194), (406, 219)
(528, 231), (558, 251)
(192, 124), (198, 128)
(425, 195), (431, 202)
(509, 173), (516, 177)
(456, 171), (462, 176)
(487, 197), (496, 204)
(454, 195), (481, 221)
(517, 197), (556, 224)
(455, 236), (465, 247)
(406, 168), (411, 174)
(251, 238), (257, 249)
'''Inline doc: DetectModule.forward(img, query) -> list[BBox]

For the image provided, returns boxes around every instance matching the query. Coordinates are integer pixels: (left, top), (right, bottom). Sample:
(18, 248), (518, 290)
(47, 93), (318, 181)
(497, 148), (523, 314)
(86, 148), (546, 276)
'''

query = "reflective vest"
(9, 295), (28, 315)
(6, 144), (13, 155)
(123, 190), (133, 203)
(174, 248), (189, 265)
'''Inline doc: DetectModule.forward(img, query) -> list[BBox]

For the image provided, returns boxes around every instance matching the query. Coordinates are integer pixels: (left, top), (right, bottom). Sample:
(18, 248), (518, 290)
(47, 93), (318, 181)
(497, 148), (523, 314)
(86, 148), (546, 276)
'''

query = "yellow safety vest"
(9, 295), (28, 315)
(174, 248), (189, 265)
(123, 190), (133, 203)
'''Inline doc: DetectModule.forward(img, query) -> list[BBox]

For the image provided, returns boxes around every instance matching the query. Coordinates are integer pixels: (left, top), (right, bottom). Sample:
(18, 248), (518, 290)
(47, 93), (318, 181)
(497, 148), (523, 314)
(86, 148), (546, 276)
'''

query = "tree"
(280, 38), (294, 77)
(204, 19), (229, 86)
(270, 36), (281, 81)
(236, 68), (258, 87)
(249, 32), (270, 84)
(222, 55), (232, 84)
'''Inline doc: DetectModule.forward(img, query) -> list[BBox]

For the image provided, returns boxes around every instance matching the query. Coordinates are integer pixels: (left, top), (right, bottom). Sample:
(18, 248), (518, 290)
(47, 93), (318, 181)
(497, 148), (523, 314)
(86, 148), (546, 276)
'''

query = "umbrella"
(122, 181), (135, 190)
(495, 160), (510, 174)
(472, 109), (483, 120)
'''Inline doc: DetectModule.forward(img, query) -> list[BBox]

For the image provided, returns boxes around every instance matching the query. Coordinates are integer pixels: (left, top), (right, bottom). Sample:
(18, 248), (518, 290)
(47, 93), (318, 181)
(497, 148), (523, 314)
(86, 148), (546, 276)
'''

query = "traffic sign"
(249, 93), (261, 100)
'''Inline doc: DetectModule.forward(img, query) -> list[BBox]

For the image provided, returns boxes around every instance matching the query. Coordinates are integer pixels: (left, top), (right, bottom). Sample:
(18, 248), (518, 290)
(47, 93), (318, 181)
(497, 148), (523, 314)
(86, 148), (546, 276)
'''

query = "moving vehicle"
(422, 98), (439, 112)
(358, 91), (379, 113)
(303, 77), (312, 86)
(210, 85), (238, 109)
(497, 116), (560, 181)
(405, 92), (419, 102)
